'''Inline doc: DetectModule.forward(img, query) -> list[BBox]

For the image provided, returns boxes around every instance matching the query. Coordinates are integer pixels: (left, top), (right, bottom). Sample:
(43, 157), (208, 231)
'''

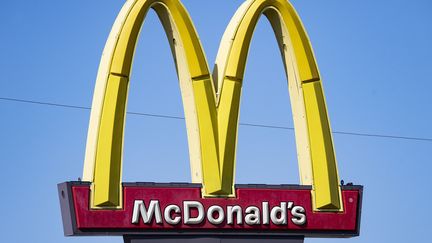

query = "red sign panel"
(58, 182), (362, 237)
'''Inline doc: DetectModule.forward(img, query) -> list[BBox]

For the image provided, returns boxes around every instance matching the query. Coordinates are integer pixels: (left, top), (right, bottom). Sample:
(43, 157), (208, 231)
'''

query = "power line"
(0, 97), (91, 110)
(1, 96), (431, 143)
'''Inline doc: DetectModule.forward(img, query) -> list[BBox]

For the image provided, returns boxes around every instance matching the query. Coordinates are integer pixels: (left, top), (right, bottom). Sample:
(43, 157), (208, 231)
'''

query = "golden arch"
(83, 0), (341, 211)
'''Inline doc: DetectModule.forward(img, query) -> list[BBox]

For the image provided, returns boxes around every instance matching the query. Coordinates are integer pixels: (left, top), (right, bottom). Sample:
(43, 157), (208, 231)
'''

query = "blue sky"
(1, 0), (431, 242)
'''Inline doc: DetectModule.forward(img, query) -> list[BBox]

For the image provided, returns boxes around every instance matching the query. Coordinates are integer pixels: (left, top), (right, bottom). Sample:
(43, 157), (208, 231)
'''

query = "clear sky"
(1, 0), (431, 242)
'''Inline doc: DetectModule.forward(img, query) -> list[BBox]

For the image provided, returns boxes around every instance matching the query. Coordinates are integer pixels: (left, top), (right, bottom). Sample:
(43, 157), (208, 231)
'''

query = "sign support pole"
(123, 235), (304, 243)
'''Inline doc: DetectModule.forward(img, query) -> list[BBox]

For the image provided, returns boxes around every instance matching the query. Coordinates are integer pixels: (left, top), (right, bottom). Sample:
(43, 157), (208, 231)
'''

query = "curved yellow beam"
(83, 0), (342, 211)
(83, 0), (211, 208)
(210, 0), (341, 210)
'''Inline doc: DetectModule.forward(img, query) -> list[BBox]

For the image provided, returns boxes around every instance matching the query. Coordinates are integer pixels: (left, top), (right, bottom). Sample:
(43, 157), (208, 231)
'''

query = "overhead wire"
(1, 96), (431, 142)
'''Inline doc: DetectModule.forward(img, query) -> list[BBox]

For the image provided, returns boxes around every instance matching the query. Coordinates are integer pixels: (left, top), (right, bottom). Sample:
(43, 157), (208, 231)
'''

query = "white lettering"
(245, 206), (260, 225)
(291, 206), (306, 225)
(207, 205), (225, 224)
(164, 204), (181, 225)
(130, 200), (307, 226)
(270, 202), (287, 225)
(227, 205), (243, 225)
(183, 201), (204, 224)
(131, 200), (162, 224)
(262, 202), (269, 225)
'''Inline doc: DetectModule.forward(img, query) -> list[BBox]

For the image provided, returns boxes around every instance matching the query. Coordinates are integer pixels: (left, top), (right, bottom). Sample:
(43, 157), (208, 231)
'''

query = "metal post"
(123, 235), (304, 243)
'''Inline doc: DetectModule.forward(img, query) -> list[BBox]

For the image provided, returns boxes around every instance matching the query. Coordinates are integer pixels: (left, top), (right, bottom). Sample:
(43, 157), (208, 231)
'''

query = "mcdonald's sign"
(59, 0), (362, 241)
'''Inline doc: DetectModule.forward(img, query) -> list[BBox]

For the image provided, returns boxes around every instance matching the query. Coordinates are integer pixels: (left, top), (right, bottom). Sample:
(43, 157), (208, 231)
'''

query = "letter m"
(131, 200), (162, 224)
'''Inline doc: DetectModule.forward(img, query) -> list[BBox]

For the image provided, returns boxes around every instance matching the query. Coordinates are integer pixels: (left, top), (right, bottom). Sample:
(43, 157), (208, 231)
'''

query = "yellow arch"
(83, 0), (210, 208)
(83, 0), (342, 211)
(193, 0), (341, 210)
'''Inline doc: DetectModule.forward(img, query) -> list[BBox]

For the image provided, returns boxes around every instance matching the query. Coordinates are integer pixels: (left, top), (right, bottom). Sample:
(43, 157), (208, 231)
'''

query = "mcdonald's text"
(131, 200), (306, 226)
